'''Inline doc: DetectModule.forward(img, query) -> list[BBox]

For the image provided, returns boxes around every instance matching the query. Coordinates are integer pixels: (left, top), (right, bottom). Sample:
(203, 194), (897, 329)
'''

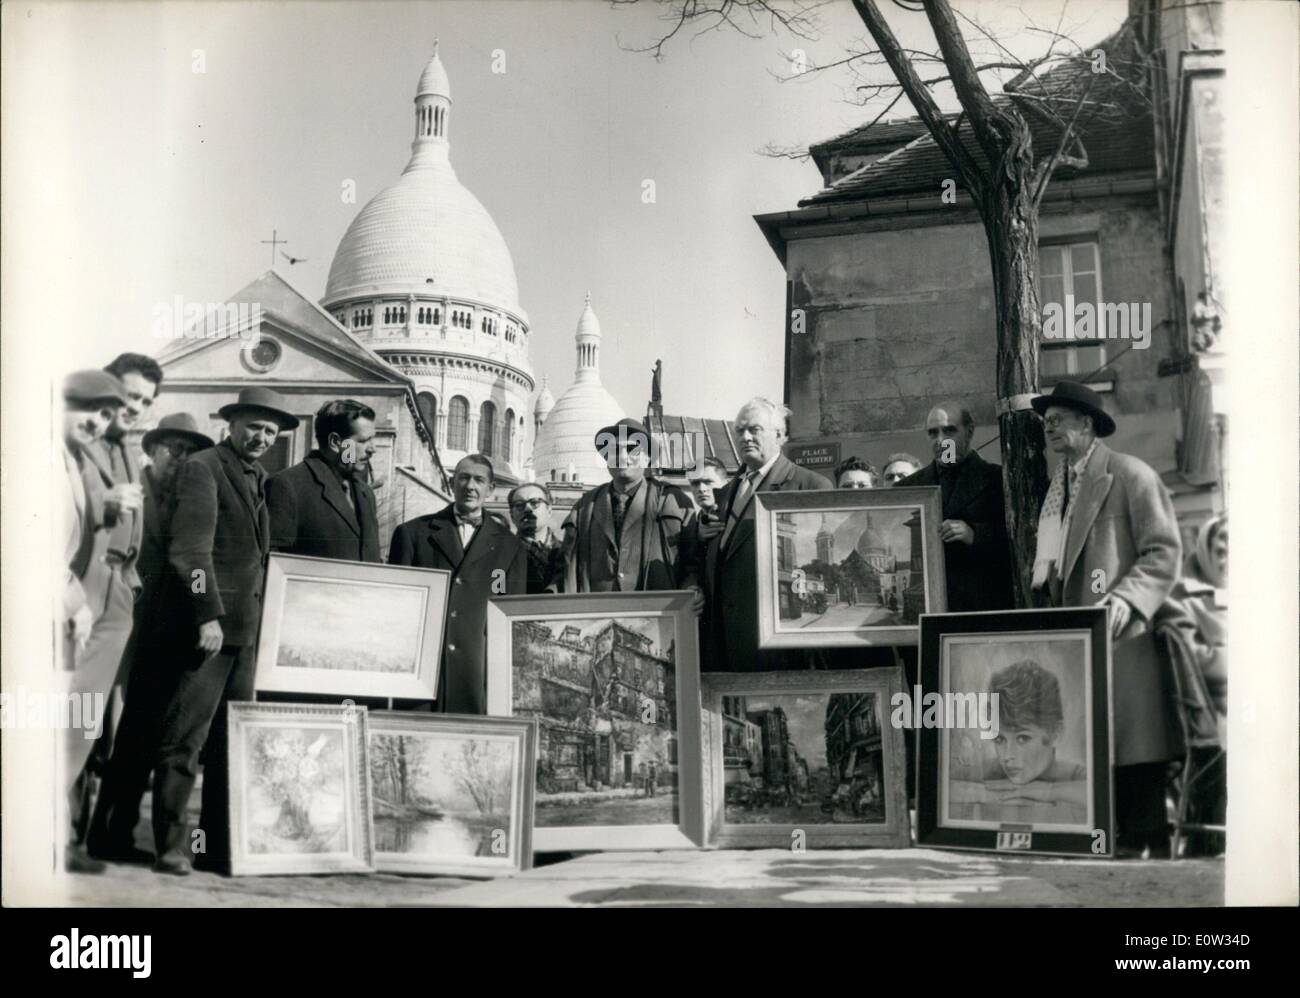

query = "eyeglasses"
(1040, 414), (1076, 429)
(510, 497), (549, 512)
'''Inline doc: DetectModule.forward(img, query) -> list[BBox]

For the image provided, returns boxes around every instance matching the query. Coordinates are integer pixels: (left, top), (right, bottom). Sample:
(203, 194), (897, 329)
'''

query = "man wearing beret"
(88, 413), (213, 865)
(1031, 381), (1182, 858)
(59, 370), (129, 872)
(389, 453), (527, 715)
(150, 387), (298, 875)
(559, 418), (701, 599)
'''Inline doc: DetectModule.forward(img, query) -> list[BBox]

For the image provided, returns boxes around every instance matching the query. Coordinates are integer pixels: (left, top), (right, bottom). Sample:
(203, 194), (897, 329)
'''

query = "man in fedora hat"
(267, 399), (381, 563)
(150, 387), (298, 875)
(87, 412), (214, 864)
(1031, 380), (1182, 858)
(558, 417), (700, 597)
(59, 369), (129, 872)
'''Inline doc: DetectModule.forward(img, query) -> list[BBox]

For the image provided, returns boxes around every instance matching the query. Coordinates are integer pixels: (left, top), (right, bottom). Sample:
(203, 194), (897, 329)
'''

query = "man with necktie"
(150, 387), (298, 875)
(697, 397), (830, 671)
(267, 399), (382, 563)
(507, 482), (564, 593)
(389, 454), (527, 715)
(558, 418), (700, 599)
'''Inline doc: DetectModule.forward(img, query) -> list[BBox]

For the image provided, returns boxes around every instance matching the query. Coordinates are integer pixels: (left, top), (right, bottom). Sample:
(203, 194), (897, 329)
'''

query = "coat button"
(447, 643), (456, 652)
(455, 578), (463, 585)
(450, 610), (458, 619)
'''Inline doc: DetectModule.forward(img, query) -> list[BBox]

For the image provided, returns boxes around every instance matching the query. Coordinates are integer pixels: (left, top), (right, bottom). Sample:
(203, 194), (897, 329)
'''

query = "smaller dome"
(576, 292), (600, 340)
(417, 43), (450, 99)
(534, 377), (556, 418)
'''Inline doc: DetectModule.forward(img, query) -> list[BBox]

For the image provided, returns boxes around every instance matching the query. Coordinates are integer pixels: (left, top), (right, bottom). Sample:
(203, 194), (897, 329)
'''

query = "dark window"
(417, 391), (438, 438)
(447, 396), (469, 450)
(478, 400), (497, 455)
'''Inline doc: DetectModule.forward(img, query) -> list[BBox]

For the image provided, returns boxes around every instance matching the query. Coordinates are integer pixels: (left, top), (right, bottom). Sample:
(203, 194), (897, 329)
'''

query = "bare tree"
(448, 740), (512, 816)
(619, 0), (1156, 603)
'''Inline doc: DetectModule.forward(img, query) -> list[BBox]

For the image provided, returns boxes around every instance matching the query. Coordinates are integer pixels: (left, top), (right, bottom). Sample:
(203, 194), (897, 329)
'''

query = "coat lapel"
(462, 514), (509, 570)
(306, 455), (360, 536)
(216, 442), (262, 531)
(82, 438), (117, 489)
(1062, 443), (1114, 586)
(946, 452), (991, 515)
(723, 456), (795, 561)
(427, 507), (465, 566)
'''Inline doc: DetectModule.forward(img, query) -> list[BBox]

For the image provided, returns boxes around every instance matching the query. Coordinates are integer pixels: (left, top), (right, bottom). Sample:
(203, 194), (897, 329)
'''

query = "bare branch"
(1032, 72), (1096, 206)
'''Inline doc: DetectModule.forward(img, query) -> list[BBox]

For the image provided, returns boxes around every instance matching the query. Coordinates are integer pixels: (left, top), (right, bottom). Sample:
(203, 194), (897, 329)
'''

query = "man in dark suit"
(267, 399), (381, 563)
(560, 418), (699, 597)
(150, 387), (298, 875)
(900, 402), (1014, 612)
(698, 398), (831, 671)
(389, 454), (527, 715)
(88, 413), (213, 865)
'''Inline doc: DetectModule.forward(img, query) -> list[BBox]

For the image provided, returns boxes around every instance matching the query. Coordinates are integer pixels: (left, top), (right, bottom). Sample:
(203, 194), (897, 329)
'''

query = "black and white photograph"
(754, 487), (946, 647)
(2, 0), (1295, 926)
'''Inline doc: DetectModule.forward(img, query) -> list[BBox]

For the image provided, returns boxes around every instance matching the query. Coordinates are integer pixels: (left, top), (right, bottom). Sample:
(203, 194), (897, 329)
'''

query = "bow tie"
(456, 513), (483, 527)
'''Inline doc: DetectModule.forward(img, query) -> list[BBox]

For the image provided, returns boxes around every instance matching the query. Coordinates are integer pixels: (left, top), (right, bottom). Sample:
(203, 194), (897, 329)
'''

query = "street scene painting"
(367, 713), (535, 877)
(228, 703), (373, 875)
(703, 671), (911, 849)
(917, 609), (1112, 857)
(511, 615), (680, 829)
(255, 554), (449, 700)
(720, 692), (886, 826)
(755, 489), (946, 649)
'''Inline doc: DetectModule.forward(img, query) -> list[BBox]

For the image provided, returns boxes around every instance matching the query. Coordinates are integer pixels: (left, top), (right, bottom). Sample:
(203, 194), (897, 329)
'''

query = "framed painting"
(227, 701), (374, 875)
(701, 669), (910, 849)
(254, 553), (450, 701)
(486, 591), (704, 852)
(367, 712), (537, 877)
(916, 608), (1114, 857)
(753, 487), (946, 649)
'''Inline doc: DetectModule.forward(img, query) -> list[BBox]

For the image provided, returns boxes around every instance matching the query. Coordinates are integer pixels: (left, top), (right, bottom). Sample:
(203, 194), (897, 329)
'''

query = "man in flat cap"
(88, 413), (214, 864)
(267, 399), (381, 563)
(59, 369), (128, 872)
(559, 417), (700, 598)
(150, 387), (298, 875)
(389, 453), (527, 714)
(1031, 381), (1182, 858)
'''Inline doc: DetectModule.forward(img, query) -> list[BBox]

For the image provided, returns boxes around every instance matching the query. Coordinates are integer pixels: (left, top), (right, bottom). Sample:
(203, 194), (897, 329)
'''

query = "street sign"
(786, 441), (840, 471)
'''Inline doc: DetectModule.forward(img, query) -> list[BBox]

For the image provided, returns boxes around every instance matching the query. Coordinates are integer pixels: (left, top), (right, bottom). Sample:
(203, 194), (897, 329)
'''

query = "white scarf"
(1032, 441), (1096, 590)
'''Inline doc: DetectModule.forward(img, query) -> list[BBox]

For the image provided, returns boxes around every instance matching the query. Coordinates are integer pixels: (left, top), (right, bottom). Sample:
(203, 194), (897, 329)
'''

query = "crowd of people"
(58, 356), (1226, 875)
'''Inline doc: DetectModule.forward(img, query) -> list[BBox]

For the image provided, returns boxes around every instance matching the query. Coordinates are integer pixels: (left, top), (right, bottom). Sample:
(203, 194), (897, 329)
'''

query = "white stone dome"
(533, 294), (626, 484)
(534, 377), (556, 419)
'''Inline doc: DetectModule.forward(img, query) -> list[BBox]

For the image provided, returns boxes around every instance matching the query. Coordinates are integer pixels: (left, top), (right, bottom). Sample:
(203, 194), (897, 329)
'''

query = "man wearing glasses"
(559, 418), (701, 603)
(508, 482), (564, 593)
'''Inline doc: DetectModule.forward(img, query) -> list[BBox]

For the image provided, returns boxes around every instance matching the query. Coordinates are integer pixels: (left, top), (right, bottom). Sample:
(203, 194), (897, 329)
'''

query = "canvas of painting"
(368, 712), (536, 877)
(917, 608), (1113, 857)
(227, 702), (373, 876)
(254, 554), (450, 700)
(702, 670), (910, 849)
(753, 487), (946, 649)
(487, 591), (704, 852)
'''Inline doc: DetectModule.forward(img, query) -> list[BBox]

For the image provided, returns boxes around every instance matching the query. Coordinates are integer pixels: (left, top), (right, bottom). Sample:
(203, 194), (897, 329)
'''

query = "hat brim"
(1030, 394), (1116, 437)
(218, 404), (299, 431)
(142, 427), (215, 451)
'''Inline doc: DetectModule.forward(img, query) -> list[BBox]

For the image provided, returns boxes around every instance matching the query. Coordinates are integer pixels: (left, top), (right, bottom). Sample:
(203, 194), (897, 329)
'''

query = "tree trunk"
(981, 115), (1050, 607)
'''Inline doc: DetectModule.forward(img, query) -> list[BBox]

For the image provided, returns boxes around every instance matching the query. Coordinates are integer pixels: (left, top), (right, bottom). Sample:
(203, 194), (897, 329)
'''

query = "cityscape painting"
(367, 712), (536, 877)
(254, 554), (450, 701)
(702, 670), (910, 849)
(486, 592), (705, 851)
(754, 488), (946, 649)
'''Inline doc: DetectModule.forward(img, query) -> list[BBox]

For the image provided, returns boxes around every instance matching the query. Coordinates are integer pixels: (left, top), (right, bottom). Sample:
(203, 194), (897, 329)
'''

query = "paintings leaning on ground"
(753, 488), (946, 649)
(916, 608), (1113, 858)
(366, 713), (536, 877)
(486, 592), (705, 850)
(701, 670), (910, 849)
(227, 702), (374, 876)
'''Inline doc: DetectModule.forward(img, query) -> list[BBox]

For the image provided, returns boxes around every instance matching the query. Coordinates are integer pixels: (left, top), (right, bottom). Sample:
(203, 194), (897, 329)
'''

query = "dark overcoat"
(701, 455), (832, 672)
(388, 506), (527, 715)
(267, 451), (381, 563)
(902, 450), (1014, 612)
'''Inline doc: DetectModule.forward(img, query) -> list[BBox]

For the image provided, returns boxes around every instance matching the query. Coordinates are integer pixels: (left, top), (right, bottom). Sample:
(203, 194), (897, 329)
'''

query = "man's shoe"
(153, 850), (192, 876)
(64, 848), (106, 874)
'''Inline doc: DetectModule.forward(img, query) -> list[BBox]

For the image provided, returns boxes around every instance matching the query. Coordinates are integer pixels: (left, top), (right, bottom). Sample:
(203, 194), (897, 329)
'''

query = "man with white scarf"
(1030, 381), (1182, 859)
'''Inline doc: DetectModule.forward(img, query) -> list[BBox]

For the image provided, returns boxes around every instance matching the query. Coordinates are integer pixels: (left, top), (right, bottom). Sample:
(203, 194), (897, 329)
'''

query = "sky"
(4, 0), (1123, 422)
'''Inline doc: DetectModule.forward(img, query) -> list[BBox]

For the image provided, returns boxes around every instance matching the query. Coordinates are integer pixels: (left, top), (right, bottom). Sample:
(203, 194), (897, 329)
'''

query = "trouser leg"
(194, 645), (256, 865)
(152, 647), (239, 860)
(1115, 761), (1170, 847)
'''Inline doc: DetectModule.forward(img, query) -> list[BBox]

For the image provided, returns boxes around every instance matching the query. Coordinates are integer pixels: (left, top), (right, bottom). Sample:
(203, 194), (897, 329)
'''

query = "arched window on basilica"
(447, 396), (469, 451)
(478, 400), (497, 455)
